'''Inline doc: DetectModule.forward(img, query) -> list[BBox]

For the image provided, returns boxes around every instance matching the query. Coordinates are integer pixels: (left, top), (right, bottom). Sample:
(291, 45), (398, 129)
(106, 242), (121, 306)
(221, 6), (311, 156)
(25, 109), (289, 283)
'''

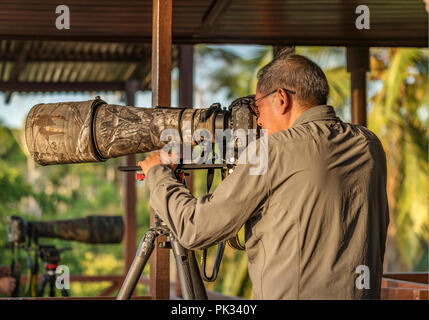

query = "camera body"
(7, 216), (28, 245)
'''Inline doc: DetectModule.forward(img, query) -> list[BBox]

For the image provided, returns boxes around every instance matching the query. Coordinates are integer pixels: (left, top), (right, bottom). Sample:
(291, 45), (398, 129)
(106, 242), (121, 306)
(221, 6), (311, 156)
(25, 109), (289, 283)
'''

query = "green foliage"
(195, 45), (273, 98)
(69, 251), (123, 297)
(296, 47), (351, 118)
(368, 48), (428, 271)
(0, 126), (27, 163)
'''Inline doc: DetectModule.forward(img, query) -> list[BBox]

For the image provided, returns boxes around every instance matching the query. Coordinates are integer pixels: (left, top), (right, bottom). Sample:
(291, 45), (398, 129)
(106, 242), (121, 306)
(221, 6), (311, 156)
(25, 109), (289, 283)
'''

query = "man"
(139, 51), (389, 299)
(0, 265), (16, 295)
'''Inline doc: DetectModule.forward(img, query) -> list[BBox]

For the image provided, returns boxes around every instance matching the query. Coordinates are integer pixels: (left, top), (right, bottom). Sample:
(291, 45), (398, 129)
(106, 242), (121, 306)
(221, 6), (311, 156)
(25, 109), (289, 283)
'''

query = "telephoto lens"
(25, 96), (257, 166)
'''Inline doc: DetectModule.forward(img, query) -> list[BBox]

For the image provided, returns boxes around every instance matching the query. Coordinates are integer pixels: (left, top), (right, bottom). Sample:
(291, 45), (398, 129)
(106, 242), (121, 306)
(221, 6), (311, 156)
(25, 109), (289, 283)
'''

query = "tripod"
(117, 214), (207, 300)
(37, 245), (70, 297)
(117, 163), (233, 300)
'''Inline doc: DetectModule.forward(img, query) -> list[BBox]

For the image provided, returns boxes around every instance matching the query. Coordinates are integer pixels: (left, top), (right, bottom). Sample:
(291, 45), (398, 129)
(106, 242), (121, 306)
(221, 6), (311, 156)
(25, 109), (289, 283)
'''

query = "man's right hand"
(0, 277), (16, 295)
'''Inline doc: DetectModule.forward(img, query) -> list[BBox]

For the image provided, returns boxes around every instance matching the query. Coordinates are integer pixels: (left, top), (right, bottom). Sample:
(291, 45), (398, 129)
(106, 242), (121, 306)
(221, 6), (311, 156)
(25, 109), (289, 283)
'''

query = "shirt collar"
(291, 105), (340, 128)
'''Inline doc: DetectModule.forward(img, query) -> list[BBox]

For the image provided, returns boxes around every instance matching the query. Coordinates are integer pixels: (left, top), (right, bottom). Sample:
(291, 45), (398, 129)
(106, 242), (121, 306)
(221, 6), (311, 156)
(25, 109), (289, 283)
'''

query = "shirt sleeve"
(145, 141), (270, 250)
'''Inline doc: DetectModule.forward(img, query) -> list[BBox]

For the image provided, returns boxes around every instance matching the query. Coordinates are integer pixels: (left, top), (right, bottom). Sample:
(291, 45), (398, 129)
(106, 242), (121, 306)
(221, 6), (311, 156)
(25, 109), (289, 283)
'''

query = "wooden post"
(179, 45), (194, 107)
(175, 44), (194, 298)
(179, 44), (194, 192)
(123, 81), (139, 274)
(347, 47), (369, 126)
(149, 0), (172, 300)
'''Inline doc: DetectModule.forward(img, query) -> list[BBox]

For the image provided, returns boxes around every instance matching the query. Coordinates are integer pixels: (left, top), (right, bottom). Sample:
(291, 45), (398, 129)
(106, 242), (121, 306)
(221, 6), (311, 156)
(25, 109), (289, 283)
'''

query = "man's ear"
(278, 88), (290, 114)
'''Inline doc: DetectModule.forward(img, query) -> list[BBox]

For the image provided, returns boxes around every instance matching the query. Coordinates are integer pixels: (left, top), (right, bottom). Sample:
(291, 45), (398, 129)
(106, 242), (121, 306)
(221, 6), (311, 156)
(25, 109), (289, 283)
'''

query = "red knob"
(136, 173), (146, 181)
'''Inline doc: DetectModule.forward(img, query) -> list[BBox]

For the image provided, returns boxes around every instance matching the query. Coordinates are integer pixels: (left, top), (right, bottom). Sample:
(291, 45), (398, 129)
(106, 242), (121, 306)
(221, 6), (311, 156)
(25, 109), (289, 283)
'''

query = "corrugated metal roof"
(0, 40), (155, 101)
(0, 40), (151, 82)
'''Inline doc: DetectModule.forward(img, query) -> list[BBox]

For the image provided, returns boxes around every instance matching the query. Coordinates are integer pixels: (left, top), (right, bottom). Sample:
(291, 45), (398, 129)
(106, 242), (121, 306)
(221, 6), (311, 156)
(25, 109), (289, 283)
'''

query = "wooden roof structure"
(0, 0), (426, 102)
(0, 0), (427, 47)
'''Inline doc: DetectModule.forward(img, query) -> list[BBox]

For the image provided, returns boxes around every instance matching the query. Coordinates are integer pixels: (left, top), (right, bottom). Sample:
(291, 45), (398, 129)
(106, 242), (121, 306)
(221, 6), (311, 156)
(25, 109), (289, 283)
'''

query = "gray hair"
(256, 49), (330, 106)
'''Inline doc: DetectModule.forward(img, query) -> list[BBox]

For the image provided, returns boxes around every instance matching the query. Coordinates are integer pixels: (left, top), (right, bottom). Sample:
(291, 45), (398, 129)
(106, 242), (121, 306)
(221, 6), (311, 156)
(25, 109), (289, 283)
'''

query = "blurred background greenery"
(0, 45), (427, 298)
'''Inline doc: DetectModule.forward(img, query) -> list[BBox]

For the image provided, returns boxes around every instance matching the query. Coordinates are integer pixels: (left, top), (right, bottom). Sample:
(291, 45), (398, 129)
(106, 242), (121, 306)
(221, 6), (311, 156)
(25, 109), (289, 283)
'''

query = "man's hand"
(138, 149), (179, 176)
(0, 265), (10, 278)
(0, 277), (16, 295)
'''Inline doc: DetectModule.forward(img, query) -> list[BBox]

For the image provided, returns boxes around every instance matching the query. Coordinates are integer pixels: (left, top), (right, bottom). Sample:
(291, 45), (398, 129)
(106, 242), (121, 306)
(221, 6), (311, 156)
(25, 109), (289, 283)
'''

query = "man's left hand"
(0, 265), (10, 278)
(138, 149), (179, 176)
(0, 277), (16, 294)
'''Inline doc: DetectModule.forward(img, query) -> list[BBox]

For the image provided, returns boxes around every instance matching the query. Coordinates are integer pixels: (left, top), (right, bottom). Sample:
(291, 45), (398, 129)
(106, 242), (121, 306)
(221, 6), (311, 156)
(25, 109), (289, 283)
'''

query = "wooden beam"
(0, 81), (146, 92)
(151, 0), (172, 107)
(8, 41), (30, 81)
(0, 34), (427, 48)
(202, 0), (231, 29)
(178, 45), (194, 193)
(19, 274), (150, 285)
(179, 45), (194, 108)
(381, 287), (428, 300)
(347, 47), (369, 127)
(383, 272), (429, 285)
(149, 0), (172, 300)
(123, 81), (140, 274)
(382, 278), (428, 289)
(176, 44), (195, 299)
(5, 41), (31, 103)
(0, 62), (6, 82)
(0, 54), (151, 63)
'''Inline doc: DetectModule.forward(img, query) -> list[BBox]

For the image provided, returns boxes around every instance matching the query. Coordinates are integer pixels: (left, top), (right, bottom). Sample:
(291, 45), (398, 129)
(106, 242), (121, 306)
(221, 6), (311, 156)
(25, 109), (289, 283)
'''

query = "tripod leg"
(117, 230), (157, 300)
(170, 237), (196, 300)
(188, 251), (208, 300)
(61, 287), (69, 297)
(55, 272), (69, 297)
(49, 275), (56, 297)
(171, 241), (208, 300)
(10, 260), (21, 297)
(37, 274), (48, 297)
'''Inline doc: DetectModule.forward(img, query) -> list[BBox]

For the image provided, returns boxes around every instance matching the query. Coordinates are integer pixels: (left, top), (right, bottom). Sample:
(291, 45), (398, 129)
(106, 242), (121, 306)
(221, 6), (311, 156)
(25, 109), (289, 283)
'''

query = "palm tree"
(368, 48), (428, 271)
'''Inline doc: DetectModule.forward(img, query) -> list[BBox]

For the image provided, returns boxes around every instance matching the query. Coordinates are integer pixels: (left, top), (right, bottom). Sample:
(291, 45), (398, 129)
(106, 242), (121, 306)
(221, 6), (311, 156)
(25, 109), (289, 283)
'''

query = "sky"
(0, 45), (262, 129)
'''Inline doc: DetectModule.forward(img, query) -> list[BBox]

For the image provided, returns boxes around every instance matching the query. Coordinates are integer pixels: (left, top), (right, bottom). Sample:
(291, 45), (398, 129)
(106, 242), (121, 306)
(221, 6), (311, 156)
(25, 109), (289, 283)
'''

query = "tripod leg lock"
(136, 230), (157, 258)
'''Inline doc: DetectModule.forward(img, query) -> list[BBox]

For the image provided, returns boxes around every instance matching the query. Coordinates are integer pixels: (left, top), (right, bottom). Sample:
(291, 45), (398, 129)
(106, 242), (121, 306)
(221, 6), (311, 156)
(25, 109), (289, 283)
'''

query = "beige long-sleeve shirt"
(145, 105), (389, 300)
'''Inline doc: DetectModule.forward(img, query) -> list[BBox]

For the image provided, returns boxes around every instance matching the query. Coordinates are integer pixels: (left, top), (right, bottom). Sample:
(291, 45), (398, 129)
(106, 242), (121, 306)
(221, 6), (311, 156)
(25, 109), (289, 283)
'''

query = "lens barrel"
(25, 96), (256, 166)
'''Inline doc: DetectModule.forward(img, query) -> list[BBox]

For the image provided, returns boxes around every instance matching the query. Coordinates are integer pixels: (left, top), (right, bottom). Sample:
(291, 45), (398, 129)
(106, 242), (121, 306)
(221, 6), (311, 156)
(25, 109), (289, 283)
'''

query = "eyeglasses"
(250, 88), (296, 117)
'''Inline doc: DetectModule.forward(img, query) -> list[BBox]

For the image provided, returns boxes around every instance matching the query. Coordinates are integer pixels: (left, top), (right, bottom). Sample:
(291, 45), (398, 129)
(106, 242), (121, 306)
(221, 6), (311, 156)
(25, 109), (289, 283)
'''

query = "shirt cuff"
(145, 164), (176, 191)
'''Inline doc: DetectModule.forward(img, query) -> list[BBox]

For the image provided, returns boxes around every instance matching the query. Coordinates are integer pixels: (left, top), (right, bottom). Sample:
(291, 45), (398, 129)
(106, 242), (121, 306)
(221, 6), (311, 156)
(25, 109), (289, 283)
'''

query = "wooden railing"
(16, 274), (239, 300)
(16, 275), (148, 298)
(381, 273), (428, 300)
